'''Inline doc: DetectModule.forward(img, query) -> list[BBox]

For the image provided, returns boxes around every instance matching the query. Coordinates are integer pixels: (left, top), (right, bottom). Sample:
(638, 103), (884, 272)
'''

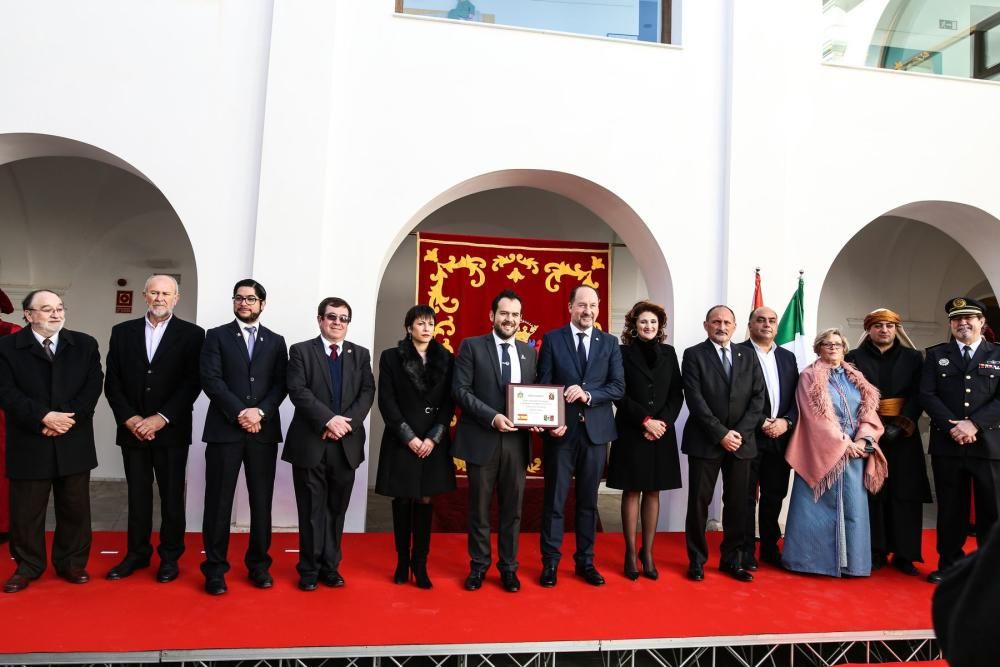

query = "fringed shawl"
(785, 360), (888, 498)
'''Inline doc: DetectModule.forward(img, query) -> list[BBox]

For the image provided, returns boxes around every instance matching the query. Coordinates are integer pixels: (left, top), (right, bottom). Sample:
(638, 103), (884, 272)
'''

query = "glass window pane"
(400, 0), (666, 44)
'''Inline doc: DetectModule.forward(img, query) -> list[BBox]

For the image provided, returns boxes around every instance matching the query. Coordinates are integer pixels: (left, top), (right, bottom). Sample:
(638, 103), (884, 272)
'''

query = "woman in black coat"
(608, 300), (683, 580)
(375, 305), (455, 588)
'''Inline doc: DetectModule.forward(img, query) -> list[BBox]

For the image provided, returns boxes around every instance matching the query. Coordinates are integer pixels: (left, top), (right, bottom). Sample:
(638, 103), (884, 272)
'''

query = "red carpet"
(0, 530), (946, 655)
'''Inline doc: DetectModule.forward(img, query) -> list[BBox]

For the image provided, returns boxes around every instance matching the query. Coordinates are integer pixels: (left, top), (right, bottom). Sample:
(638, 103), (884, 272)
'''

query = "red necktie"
(329, 344), (339, 361)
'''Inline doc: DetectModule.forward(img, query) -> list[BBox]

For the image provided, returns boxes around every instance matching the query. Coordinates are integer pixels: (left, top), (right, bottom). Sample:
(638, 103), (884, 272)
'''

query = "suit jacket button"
(250, 377), (255, 382)
(147, 370), (152, 374)
(964, 402), (970, 407)
(145, 387), (151, 392)
(246, 395), (252, 400)
(648, 401), (654, 406)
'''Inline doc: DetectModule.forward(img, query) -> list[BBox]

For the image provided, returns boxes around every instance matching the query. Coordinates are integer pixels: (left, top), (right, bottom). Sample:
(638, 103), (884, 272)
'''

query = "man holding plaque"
(538, 284), (625, 587)
(453, 289), (537, 593)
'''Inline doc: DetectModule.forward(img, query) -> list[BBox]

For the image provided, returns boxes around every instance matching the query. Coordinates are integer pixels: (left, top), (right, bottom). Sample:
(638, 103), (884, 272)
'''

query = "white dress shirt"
(751, 341), (781, 419)
(145, 313), (173, 362)
(31, 329), (59, 354)
(492, 331), (521, 384)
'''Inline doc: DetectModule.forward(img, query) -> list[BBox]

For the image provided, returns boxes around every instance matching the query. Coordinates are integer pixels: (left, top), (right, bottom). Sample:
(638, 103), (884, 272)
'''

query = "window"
(395, 0), (672, 45)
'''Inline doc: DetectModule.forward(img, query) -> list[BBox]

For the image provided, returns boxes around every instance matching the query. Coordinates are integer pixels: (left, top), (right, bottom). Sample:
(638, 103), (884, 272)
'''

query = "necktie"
(963, 345), (972, 368)
(500, 342), (511, 385)
(43, 338), (54, 361)
(721, 346), (732, 380)
(329, 343), (339, 361)
(245, 326), (256, 359)
(577, 332), (588, 373)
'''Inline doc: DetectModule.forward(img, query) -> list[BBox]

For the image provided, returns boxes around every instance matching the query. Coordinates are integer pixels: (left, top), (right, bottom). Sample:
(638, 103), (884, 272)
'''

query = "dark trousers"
(686, 454), (751, 568)
(291, 445), (354, 581)
(869, 484), (925, 563)
(466, 435), (526, 573)
(121, 444), (189, 563)
(540, 430), (606, 567)
(9, 471), (91, 578)
(200, 439), (278, 579)
(932, 455), (1000, 570)
(744, 446), (791, 560)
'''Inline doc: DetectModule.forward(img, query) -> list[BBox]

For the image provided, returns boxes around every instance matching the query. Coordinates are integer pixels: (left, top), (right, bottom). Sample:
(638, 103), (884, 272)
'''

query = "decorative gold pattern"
(423, 247), (486, 351)
(543, 255), (605, 293)
(527, 457), (542, 474)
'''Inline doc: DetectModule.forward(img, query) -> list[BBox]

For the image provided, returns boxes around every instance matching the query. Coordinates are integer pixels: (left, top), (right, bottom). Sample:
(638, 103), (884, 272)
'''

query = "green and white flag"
(775, 274), (808, 371)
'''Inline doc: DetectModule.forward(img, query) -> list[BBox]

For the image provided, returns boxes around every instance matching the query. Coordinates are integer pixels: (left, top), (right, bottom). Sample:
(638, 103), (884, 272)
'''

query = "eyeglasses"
(322, 314), (351, 324)
(26, 307), (65, 315)
(819, 342), (843, 349)
(232, 296), (260, 305)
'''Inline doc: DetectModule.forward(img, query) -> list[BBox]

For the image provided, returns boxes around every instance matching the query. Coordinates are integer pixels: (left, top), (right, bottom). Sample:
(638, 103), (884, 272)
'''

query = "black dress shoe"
(0, 532), (9, 544)
(687, 563), (705, 581)
(465, 570), (486, 591)
(759, 551), (782, 567)
(575, 565), (606, 586)
(58, 567), (90, 584)
(205, 577), (227, 595)
(539, 564), (557, 588)
(891, 556), (919, 576)
(321, 571), (345, 587)
(639, 550), (659, 581)
(743, 556), (759, 572)
(299, 578), (318, 591)
(3, 573), (31, 593)
(157, 561), (179, 583)
(720, 564), (754, 582)
(106, 558), (150, 580)
(501, 571), (521, 592)
(624, 548), (639, 581)
(927, 570), (944, 584)
(249, 570), (274, 589)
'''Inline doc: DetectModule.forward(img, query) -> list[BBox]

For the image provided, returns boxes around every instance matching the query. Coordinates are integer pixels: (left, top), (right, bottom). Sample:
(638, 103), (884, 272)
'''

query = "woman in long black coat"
(608, 300), (683, 580)
(375, 305), (455, 589)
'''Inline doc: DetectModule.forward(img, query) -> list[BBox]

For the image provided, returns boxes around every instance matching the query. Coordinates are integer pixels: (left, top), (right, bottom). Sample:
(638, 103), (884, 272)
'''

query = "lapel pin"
(521, 354), (526, 360)
(347, 348), (353, 354)
(939, 358), (950, 366)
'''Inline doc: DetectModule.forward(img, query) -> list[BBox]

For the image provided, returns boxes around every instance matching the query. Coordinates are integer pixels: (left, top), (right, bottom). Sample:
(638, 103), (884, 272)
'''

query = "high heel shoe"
(393, 559), (411, 584)
(639, 549), (659, 580)
(624, 548), (639, 581)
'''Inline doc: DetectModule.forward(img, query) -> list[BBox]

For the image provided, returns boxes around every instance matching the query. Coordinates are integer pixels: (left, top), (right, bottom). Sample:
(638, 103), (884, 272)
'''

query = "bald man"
(104, 275), (204, 583)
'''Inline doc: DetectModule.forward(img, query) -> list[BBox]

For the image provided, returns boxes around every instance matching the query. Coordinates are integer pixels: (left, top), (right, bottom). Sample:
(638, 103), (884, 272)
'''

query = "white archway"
(0, 133), (198, 480)
(368, 169), (677, 529)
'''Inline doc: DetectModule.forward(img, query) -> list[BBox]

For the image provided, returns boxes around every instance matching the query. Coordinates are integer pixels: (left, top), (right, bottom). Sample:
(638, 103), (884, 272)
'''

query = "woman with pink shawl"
(782, 328), (888, 577)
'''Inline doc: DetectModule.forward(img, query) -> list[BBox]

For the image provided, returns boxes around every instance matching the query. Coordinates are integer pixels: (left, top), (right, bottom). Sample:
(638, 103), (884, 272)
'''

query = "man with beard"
(283, 297), (375, 590)
(738, 306), (798, 568)
(452, 289), (538, 592)
(538, 284), (624, 587)
(921, 297), (1000, 584)
(199, 279), (287, 595)
(0, 290), (103, 592)
(682, 305), (765, 582)
(104, 274), (205, 583)
(845, 308), (930, 576)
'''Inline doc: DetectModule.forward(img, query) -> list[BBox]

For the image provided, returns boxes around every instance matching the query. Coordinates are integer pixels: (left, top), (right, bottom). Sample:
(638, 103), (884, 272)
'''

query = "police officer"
(921, 297), (1000, 584)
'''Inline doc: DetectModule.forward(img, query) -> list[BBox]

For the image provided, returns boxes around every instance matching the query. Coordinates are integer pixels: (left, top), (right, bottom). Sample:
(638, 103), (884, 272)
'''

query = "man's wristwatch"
(257, 408), (265, 418)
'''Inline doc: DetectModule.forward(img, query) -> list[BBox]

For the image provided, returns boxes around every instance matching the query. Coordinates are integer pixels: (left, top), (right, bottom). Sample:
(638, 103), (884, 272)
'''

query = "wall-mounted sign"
(116, 290), (133, 314)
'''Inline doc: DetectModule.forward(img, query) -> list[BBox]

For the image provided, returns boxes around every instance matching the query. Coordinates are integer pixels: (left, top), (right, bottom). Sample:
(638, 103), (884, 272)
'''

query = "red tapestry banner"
(417, 232), (611, 354)
(416, 232), (612, 474)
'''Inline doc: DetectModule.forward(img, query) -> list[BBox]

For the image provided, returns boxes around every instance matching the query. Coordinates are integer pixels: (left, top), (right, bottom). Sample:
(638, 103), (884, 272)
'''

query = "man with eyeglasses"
(845, 309), (930, 577)
(282, 297), (374, 590)
(0, 290), (103, 593)
(198, 279), (288, 595)
(921, 297), (1000, 584)
(104, 274), (204, 584)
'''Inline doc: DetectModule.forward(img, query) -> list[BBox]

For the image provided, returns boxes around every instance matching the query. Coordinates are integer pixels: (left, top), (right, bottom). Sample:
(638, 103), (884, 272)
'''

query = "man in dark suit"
(282, 296), (375, 591)
(846, 308), (930, 576)
(738, 306), (798, 568)
(453, 289), (538, 593)
(682, 305), (765, 583)
(199, 279), (288, 595)
(538, 284), (624, 587)
(921, 297), (1000, 584)
(104, 274), (204, 583)
(0, 289), (103, 593)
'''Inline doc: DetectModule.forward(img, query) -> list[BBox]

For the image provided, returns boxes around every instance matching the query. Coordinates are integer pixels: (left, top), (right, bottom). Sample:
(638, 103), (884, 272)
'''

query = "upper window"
(396, 0), (672, 44)
(822, 0), (1000, 81)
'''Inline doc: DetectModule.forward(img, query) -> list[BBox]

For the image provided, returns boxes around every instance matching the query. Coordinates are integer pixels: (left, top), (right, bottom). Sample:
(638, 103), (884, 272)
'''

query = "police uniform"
(920, 297), (1000, 579)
